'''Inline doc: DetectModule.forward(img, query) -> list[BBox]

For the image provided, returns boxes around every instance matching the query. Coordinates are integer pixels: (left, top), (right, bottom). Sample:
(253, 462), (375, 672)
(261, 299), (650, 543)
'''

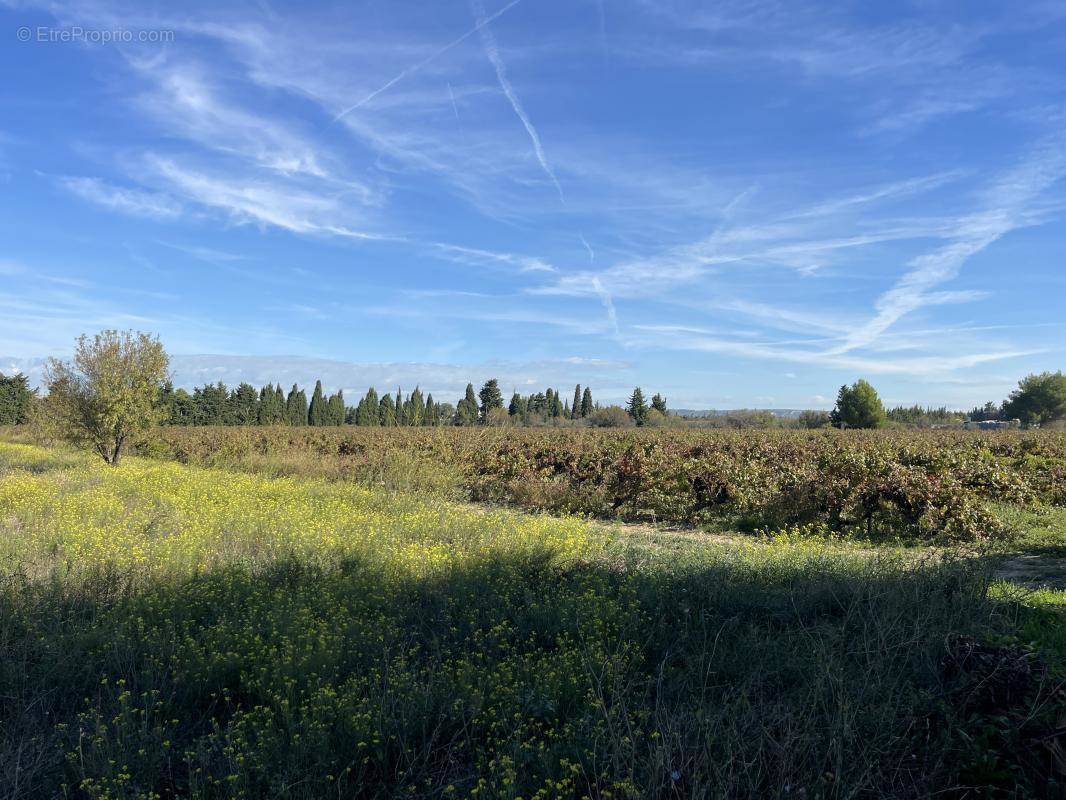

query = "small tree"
(1001, 371), (1066, 426)
(830, 379), (886, 429)
(587, 406), (634, 428)
(626, 387), (648, 425)
(798, 409), (831, 429)
(44, 330), (169, 465)
(651, 393), (668, 415)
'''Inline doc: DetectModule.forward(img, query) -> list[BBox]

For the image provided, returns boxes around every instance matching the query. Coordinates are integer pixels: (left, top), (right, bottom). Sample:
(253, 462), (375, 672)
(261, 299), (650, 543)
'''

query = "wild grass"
(1, 441), (1063, 797)
(144, 426), (1066, 543)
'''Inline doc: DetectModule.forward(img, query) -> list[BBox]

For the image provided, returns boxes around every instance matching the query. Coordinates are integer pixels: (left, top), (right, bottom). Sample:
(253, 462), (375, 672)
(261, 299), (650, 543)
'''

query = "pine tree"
(626, 387), (648, 425)
(527, 392), (547, 418)
(228, 383), (258, 425)
(478, 379), (503, 420)
(195, 382), (228, 425)
(0, 372), (34, 424)
(509, 392), (526, 417)
(581, 387), (593, 417)
(651, 393), (668, 415)
(830, 379), (886, 429)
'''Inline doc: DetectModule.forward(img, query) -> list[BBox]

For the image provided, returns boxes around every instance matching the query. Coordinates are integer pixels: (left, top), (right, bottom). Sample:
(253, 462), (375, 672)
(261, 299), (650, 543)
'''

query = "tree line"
(4, 330), (1064, 471)
(153, 376), (674, 428)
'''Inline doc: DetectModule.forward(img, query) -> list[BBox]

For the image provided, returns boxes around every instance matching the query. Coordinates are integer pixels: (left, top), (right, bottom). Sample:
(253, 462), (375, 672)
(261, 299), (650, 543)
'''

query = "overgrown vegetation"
(1, 441), (1063, 798)
(141, 426), (1066, 543)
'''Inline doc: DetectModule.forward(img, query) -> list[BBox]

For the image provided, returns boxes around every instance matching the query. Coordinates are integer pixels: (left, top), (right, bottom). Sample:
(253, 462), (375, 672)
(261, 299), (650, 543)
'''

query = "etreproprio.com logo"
(17, 26), (175, 43)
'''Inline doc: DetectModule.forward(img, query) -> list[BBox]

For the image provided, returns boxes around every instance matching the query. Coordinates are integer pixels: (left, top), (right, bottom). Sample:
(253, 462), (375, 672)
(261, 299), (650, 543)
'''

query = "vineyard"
(1, 437), (1064, 797)
(154, 426), (1066, 542)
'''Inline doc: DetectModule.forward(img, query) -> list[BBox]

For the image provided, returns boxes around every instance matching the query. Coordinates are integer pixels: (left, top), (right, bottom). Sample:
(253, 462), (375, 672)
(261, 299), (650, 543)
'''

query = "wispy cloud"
(638, 324), (1039, 376)
(430, 242), (555, 273)
(833, 139), (1066, 352)
(471, 0), (564, 202)
(55, 175), (183, 219)
(146, 157), (386, 241)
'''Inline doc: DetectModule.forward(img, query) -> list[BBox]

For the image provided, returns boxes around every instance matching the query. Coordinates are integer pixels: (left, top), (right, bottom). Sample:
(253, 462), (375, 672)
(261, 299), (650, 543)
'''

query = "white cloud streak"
(55, 175), (183, 219)
(332, 0), (524, 121)
(471, 0), (564, 202)
(834, 139), (1066, 352)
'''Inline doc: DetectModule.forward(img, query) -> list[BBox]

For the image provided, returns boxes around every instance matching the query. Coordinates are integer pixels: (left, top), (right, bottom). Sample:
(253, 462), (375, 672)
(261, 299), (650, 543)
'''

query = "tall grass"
(1, 442), (1060, 797)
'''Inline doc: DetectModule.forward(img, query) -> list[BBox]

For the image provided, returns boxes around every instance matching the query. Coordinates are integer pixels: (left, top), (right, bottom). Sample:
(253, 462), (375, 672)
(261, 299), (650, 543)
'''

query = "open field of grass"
(1, 437), (1064, 798)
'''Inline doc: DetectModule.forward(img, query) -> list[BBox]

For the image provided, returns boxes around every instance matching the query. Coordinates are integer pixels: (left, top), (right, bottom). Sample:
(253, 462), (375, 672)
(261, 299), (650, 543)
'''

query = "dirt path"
(994, 554), (1066, 590)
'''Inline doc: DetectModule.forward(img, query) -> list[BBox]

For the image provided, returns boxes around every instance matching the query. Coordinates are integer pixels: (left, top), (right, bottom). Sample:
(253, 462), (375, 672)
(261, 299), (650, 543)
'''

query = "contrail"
(579, 233), (595, 263)
(331, 0), (523, 124)
(471, 0), (564, 203)
(591, 276), (620, 337)
(447, 82), (461, 120)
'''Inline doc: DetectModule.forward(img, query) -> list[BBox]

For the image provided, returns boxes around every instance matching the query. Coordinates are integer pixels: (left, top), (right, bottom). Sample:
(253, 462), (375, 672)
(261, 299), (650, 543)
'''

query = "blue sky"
(1, 0), (1065, 409)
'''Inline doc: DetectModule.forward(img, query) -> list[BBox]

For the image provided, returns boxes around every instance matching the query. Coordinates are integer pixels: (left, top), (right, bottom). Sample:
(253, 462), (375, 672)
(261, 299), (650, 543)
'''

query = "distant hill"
(673, 408), (810, 418)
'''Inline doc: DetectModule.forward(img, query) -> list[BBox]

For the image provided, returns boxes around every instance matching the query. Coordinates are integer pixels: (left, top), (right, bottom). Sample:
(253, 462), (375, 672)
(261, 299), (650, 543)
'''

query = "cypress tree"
(327, 390), (345, 425)
(572, 385), (582, 419)
(456, 383), (479, 426)
(424, 394), (436, 426)
(308, 380), (327, 426)
(285, 384), (300, 426)
(274, 385), (285, 422)
(297, 390), (309, 425)
(550, 389), (564, 419)
(394, 388), (404, 425)
(379, 393), (396, 426)
(257, 385), (274, 424)
(408, 387), (425, 426)
(581, 387), (593, 417)
(358, 388), (380, 426)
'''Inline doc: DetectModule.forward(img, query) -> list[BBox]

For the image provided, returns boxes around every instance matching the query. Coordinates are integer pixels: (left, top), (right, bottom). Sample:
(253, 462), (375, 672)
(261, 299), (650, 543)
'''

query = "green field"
(1, 436), (1064, 798)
